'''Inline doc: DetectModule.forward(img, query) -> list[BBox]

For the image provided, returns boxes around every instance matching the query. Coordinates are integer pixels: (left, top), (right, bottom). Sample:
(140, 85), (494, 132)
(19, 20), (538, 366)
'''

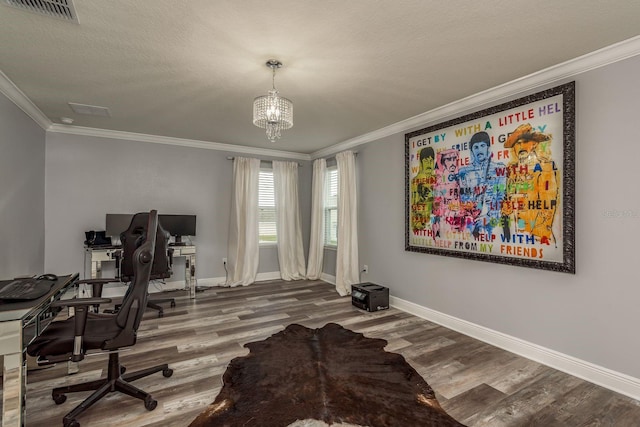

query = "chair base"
(53, 351), (173, 427)
(110, 298), (176, 317)
(147, 297), (176, 317)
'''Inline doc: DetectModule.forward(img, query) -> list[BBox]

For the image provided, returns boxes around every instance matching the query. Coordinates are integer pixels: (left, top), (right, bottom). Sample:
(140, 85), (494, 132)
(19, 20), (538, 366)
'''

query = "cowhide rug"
(189, 323), (465, 427)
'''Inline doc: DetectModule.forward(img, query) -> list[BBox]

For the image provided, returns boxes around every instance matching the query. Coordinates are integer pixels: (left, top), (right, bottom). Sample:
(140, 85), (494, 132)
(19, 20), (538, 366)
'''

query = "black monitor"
(106, 213), (196, 245)
(105, 214), (134, 237)
(158, 214), (197, 245)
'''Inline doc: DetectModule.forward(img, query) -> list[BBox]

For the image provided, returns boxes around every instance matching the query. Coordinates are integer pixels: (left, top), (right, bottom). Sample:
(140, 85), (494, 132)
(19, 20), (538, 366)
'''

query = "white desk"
(0, 274), (79, 427)
(169, 244), (197, 298)
(83, 245), (197, 298)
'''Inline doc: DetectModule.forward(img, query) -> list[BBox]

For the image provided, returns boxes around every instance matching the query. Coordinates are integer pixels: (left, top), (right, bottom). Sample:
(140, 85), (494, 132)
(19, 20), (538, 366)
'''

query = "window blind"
(259, 170), (277, 243)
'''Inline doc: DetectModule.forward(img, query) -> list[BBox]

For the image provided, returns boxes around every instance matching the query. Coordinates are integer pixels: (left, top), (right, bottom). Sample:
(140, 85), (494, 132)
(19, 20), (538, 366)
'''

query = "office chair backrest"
(108, 210), (158, 348)
(119, 212), (172, 282)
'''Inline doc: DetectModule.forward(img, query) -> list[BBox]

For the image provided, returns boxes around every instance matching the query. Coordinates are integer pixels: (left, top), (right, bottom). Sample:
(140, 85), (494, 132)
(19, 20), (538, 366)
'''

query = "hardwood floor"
(14, 280), (640, 426)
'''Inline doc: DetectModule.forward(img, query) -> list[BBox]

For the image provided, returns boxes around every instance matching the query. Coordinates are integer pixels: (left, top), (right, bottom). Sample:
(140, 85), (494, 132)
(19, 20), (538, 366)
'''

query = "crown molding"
(0, 69), (310, 161)
(311, 35), (640, 159)
(4, 35), (639, 161)
(0, 70), (52, 129)
(47, 124), (312, 161)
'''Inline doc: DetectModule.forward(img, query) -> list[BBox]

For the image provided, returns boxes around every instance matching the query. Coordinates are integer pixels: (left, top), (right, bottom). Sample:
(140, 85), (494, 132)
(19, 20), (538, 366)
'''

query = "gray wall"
(3, 49), (639, 386)
(0, 92), (45, 277)
(43, 132), (311, 281)
(357, 54), (640, 379)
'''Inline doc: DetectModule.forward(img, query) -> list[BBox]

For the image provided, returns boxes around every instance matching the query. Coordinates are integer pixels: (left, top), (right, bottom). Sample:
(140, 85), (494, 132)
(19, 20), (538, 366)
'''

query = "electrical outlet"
(362, 264), (368, 273)
(222, 257), (227, 265)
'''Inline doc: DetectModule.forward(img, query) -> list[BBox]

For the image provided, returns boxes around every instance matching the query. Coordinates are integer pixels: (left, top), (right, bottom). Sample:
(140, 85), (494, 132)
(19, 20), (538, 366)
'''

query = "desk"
(83, 245), (197, 298)
(0, 273), (79, 427)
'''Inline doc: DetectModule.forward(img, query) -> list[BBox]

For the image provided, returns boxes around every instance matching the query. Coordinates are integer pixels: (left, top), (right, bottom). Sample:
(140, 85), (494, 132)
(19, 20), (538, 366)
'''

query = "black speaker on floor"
(351, 283), (389, 312)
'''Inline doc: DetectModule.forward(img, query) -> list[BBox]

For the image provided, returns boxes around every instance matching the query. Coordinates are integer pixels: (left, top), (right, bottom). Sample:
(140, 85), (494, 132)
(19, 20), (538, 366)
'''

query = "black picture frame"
(405, 82), (575, 273)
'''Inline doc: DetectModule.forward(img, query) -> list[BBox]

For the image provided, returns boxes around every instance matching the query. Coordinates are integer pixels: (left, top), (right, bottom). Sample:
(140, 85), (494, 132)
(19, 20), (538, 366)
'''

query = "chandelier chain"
(272, 66), (276, 91)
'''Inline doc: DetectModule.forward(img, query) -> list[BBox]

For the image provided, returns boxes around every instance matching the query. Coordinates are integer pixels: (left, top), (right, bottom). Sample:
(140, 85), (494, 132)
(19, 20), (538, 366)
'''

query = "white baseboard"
(391, 296), (640, 401)
(80, 272), (287, 298)
(256, 271), (283, 282)
(75, 279), (192, 298)
(320, 273), (336, 284)
(196, 272), (283, 288)
(72, 275), (640, 400)
(192, 277), (226, 288)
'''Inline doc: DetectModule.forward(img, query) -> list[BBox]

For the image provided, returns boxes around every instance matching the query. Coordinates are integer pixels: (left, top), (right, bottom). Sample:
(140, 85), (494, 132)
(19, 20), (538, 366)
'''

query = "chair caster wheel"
(163, 368), (173, 377)
(144, 395), (157, 411)
(63, 418), (79, 427)
(157, 311), (164, 318)
(53, 393), (67, 404)
(170, 301), (176, 307)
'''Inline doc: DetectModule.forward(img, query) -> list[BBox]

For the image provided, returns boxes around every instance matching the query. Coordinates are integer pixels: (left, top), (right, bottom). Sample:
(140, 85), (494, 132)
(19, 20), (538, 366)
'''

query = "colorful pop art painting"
(405, 82), (575, 273)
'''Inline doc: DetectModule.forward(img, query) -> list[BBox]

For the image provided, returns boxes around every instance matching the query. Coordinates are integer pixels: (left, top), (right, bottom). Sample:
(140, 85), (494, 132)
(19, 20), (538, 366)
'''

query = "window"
(259, 169), (277, 243)
(324, 167), (338, 246)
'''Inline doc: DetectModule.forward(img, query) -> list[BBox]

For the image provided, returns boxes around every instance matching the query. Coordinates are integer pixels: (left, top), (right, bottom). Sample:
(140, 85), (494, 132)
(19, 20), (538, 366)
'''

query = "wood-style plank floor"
(13, 280), (640, 426)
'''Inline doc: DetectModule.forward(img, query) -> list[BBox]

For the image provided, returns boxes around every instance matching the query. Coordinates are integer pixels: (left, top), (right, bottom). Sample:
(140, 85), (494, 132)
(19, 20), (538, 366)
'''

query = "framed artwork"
(405, 82), (575, 273)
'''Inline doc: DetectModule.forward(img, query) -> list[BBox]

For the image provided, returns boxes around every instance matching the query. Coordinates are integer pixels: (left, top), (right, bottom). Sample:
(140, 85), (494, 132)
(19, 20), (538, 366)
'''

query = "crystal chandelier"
(253, 59), (293, 142)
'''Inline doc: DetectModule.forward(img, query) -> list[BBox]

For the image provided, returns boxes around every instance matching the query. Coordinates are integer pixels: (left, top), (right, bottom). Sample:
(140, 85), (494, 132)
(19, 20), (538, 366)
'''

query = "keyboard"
(0, 279), (52, 301)
(87, 244), (121, 249)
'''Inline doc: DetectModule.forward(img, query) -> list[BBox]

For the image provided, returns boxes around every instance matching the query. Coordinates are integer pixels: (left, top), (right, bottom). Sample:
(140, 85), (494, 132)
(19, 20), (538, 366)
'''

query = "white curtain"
(306, 158), (326, 279)
(273, 160), (306, 280)
(335, 151), (359, 296)
(226, 157), (260, 287)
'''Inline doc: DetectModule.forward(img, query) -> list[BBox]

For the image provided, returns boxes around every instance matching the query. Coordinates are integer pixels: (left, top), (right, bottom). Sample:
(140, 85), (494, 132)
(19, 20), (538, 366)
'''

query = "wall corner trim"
(311, 35), (640, 159)
(391, 295), (640, 402)
(0, 70), (52, 129)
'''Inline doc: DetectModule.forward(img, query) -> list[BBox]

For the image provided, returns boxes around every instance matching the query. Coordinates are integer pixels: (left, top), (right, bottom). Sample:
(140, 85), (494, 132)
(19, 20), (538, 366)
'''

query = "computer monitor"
(158, 214), (197, 245)
(106, 213), (196, 245)
(105, 213), (134, 237)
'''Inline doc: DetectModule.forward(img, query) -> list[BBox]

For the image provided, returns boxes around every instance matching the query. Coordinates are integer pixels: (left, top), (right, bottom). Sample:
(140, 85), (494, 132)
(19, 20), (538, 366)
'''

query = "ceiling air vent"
(3, 0), (79, 23)
(68, 102), (111, 117)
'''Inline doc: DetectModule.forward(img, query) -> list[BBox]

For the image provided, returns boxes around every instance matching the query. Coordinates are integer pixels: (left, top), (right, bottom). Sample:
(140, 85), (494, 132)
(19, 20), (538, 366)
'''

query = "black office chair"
(84, 212), (177, 317)
(119, 212), (176, 316)
(27, 210), (173, 427)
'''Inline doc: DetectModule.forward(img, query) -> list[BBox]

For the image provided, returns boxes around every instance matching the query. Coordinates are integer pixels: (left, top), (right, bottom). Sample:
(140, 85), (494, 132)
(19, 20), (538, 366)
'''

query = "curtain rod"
(226, 156), (302, 166)
(324, 152), (357, 160)
(226, 152), (357, 164)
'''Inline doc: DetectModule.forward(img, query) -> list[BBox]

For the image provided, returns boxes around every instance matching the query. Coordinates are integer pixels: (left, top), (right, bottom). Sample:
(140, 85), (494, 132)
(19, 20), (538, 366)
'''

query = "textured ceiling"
(1, 1), (639, 155)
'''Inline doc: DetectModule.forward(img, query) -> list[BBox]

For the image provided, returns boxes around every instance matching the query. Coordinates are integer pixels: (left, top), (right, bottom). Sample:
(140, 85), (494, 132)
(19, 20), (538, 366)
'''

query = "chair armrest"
(50, 297), (113, 361)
